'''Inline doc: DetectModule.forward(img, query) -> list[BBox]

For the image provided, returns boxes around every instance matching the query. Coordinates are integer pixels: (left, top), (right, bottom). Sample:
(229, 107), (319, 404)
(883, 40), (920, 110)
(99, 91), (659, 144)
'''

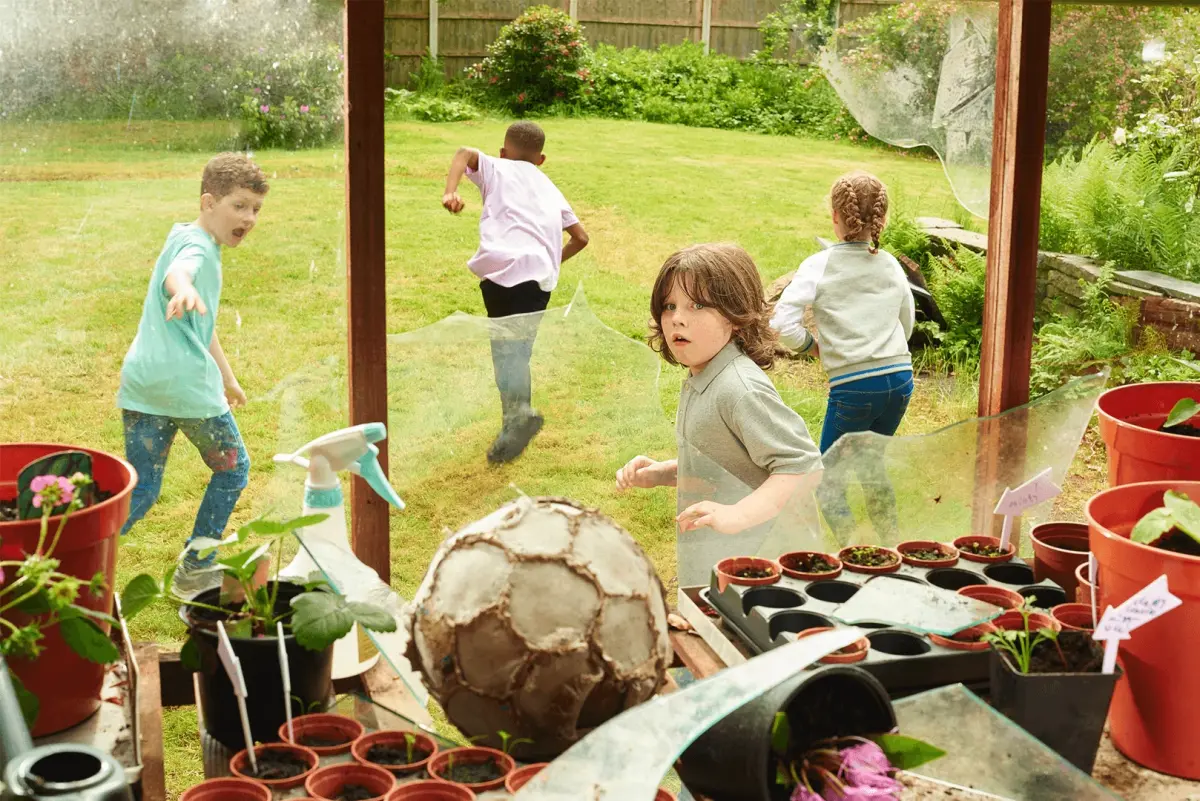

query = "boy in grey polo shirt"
(616, 244), (822, 585)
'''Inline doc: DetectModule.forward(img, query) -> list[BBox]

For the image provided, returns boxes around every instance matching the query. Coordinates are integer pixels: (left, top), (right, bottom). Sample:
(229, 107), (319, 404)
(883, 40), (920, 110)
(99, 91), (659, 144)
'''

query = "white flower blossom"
(1112, 127), (1127, 146)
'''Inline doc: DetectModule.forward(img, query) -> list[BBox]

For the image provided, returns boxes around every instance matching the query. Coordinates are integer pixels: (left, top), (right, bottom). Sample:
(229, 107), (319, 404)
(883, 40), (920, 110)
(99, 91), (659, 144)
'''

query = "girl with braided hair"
(770, 171), (913, 535)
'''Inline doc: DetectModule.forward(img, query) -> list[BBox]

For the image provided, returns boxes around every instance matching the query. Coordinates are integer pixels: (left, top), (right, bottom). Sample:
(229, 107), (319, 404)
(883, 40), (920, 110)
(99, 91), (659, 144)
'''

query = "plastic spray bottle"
(273, 422), (404, 679)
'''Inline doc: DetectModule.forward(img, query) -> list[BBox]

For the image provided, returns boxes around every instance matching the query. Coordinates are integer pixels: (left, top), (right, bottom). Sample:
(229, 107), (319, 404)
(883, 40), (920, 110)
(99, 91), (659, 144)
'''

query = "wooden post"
(701, 0), (713, 54)
(428, 0), (438, 61)
(344, 0), (391, 584)
(568, 0), (578, 19)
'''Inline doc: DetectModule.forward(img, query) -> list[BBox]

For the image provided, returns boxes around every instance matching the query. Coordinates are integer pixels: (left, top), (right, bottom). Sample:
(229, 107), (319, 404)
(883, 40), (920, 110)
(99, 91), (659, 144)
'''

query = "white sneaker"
(172, 564), (224, 599)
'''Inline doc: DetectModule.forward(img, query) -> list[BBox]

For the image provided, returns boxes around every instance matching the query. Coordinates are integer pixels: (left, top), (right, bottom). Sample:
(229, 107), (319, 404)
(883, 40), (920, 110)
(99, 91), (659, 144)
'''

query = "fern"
(922, 245), (988, 365)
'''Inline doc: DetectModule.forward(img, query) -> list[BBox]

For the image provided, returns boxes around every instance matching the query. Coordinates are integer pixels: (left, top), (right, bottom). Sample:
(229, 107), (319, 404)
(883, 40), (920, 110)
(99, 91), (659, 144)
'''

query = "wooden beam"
(978, 0), (1052, 417)
(701, 0), (713, 53)
(428, 0), (438, 61)
(345, 0), (392, 584)
(133, 643), (166, 801)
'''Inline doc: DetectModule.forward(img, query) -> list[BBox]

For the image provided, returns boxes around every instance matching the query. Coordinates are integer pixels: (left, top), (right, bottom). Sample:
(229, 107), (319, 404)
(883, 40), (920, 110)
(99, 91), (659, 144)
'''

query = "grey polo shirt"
(676, 341), (823, 499)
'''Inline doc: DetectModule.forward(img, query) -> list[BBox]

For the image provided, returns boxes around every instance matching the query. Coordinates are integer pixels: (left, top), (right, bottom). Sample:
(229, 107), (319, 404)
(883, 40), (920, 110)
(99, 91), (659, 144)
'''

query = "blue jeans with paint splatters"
(120, 410), (250, 569)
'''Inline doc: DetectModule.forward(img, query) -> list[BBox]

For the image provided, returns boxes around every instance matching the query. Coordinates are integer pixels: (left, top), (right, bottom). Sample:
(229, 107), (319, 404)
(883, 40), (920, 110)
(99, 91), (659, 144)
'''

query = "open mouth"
(671, 334), (690, 346)
(231, 228), (246, 239)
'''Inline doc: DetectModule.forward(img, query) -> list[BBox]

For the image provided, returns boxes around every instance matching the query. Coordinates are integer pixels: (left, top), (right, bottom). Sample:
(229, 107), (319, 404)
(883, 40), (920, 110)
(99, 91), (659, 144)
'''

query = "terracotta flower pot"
(778, 550), (843, 581)
(279, 713), (365, 757)
(1051, 603), (1096, 631)
(352, 730), (439, 776)
(1075, 560), (1099, 605)
(1030, 522), (1090, 597)
(1088, 479), (1200, 779)
(896, 540), (959, 568)
(179, 778), (271, 801)
(992, 610), (1060, 633)
(836, 546), (901, 575)
(305, 762), (396, 801)
(387, 781), (475, 801)
(1097, 382), (1200, 485)
(0, 443), (135, 736)
(229, 742), (319, 790)
(794, 626), (869, 663)
(504, 762), (549, 792)
(714, 556), (782, 592)
(427, 747), (515, 794)
(928, 621), (998, 652)
(957, 584), (1023, 610)
(953, 535), (1016, 564)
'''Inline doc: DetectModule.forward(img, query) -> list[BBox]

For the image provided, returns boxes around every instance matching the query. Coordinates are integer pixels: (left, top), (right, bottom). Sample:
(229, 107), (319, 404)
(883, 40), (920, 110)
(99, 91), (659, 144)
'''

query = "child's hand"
(616, 455), (662, 490)
(676, 501), (748, 535)
(224, 382), (247, 409)
(442, 192), (465, 214)
(166, 285), (207, 321)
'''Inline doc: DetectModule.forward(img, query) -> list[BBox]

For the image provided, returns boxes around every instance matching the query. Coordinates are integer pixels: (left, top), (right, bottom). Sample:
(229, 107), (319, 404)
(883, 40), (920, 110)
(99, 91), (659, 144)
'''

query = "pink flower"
(792, 785), (822, 801)
(31, 475), (74, 509)
(300, 105), (310, 113)
(252, 87), (261, 94)
(260, 104), (270, 113)
(841, 742), (890, 774)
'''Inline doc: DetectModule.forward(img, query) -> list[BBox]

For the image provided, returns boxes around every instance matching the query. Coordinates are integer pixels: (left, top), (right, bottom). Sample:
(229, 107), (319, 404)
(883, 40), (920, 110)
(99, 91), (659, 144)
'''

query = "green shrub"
(467, 6), (591, 112)
(236, 45), (343, 149)
(384, 89), (480, 123)
(922, 245), (988, 366)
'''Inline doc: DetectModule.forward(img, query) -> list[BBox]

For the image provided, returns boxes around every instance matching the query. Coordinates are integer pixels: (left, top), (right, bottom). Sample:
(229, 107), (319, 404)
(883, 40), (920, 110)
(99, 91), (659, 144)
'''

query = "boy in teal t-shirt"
(118, 152), (269, 596)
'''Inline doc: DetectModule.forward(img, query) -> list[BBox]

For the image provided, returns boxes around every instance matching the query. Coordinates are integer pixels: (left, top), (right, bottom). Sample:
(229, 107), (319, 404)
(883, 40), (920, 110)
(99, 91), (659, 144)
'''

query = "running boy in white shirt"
(442, 122), (590, 463)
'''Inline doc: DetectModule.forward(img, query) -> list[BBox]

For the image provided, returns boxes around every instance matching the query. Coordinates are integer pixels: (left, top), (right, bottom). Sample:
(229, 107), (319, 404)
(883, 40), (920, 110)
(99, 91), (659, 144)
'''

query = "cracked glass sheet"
(830, 576), (1002, 635)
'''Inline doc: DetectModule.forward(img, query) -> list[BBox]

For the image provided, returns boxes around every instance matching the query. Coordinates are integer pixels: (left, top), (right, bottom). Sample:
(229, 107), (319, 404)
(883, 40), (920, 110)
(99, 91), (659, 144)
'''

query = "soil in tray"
(734, 566), (776, 579)
(782, 554), (837, 572)
(333, 785), (378, 801)
(905, 548), (948, 561)
(300, 734), (351, 748)
(960, 542), (1006, 557)
(247, 752), (310, 780)
(1163, 423), (1200, 438)
(366, 744), (431, 766)
(843, 548), (897, 567)
(1153, 529), (1200, 557)
(1027, 630), (1103, 674)
(0, 500), (17, 523)
(444, 760), (504, 785)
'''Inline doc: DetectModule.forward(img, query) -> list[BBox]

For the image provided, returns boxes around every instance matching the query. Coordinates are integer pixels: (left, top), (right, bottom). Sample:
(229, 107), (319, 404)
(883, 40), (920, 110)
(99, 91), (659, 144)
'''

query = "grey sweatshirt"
(770, 242), (914, 386)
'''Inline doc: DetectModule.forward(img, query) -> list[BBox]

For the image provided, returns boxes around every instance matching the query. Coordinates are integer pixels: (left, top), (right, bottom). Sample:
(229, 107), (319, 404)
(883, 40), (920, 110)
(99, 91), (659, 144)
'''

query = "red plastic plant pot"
(953, 535), (1016, 564)
(1096, 382), (1200, 486)
(836, 546), (901, 575)
(991, 610), (1060, 633)
(279, 713), (365, 757)
(427, 747), (515, 794)
(896, 540), (959, 568)
(778, 551), (843, 581)
(1088, 479), (1200, 779)
(387, 781), (475, 801)
(956, 584), (1024, 610)
(714, 556), (782, 592)
(928, 621), (998, 652)
(229, 742), (319, 790)
(504, 762), (549, 792)
(1051, 603), (1097, 632)
(179, 778), (271, 801)
(656, 791), (677, 801)
(794, 627), (870, 664)
(352, 730), (439, 776)
(1075, 560), (1099, 604)
(305, 762), (396, 801)
(0, 444), (135, 736)
(1030, 522), (1090, 598)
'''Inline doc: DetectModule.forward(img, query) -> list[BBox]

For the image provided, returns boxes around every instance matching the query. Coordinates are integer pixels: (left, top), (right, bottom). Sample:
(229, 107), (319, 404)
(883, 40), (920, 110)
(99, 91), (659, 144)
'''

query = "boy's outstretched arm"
(562, 222), (589, 263)
(209, 330), (246, 408)
(676, 472), (818, 534)
(442, 147), (480, 213)
(164, 268), (206, 321)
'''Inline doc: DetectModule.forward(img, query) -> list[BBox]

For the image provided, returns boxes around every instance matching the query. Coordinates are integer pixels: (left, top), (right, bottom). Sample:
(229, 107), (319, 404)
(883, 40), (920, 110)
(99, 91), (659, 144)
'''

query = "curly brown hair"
(201, 152), (269, 199)
(649, 243), (778, 370)
(830, 170), (888, 253)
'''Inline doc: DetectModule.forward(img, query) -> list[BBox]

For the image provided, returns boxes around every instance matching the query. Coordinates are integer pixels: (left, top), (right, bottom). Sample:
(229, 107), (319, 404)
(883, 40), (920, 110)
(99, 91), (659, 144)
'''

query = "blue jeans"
(121, 410), (250, 568)
(818, 370), (913, 538)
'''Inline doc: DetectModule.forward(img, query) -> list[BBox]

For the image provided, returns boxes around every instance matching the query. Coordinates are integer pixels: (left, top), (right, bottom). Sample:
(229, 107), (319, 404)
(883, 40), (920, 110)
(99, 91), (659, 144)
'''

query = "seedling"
(1131, 490), (1200, 556)
(1163, 398), (1200, 430)
(982, 600), (1067, 673)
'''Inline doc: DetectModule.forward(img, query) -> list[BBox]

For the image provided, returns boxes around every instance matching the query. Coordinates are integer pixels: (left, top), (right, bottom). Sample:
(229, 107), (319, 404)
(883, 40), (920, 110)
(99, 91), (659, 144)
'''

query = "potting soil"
(0, 500), (18, 522)
(1156, 529), (1200, 557)
(906, 548), (946, 561)
(446, 760), (503, 784)
(334, 784), (376, 801)
(734, 566), (775, 579)
(249, 752), (310, 780)
(300, 734), (350, 748)
(366, 743), (429, 766)
(1162, 422), (1200, 438)
(844, 548), (897, 567)
(1027, 630), (1103, 674)
(960, 542), (1004, 557)
(782, 553), (836, 573)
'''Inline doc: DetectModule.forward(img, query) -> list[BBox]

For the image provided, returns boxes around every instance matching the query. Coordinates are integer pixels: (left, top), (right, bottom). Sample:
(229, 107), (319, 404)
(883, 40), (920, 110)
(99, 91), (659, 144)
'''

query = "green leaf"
(1132, 507), (1175, 545)
(770, 711), (790, 756)
(217, 541), (272, 578)
(870, 733), (946, 771)
(1162, 491), (1200, 541)
(121, 574), (162, 620)
(15, 591), (52, 616)
(59, 616), (120, 664)
(180, 637), (202, 671)
(61, 604), (117, 627)
(289, 591), (352, 651)
(1164, 398), (1200, 429)
(347, 602), (397, 633)
(237, 514), (328, 540)
(7, 671), (39, 729)
(225, 618), (254, 640)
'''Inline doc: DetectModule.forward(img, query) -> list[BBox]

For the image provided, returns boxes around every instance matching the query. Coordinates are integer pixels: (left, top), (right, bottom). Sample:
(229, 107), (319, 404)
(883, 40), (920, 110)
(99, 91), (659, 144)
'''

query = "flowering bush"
(466, 5), (592, 112)
(237, 44), (344, 149)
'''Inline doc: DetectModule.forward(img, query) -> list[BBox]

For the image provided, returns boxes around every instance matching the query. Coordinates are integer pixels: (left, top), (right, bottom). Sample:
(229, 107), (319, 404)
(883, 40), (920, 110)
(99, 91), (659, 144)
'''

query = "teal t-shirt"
(118, 223), (228, 419)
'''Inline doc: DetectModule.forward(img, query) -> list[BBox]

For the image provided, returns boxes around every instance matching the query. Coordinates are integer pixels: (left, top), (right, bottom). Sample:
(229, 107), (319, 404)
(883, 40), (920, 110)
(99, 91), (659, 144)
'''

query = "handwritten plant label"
(994, 467), (1062, 549)
(278, 621), (294, 742)
(217, 621), (257, 771)
(1093, 575), (1182, 674)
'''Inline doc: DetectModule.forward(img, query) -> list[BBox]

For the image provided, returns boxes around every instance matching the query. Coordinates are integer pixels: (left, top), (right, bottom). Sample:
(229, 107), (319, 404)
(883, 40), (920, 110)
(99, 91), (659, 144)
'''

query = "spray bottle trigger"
(356, 444), (405, 510)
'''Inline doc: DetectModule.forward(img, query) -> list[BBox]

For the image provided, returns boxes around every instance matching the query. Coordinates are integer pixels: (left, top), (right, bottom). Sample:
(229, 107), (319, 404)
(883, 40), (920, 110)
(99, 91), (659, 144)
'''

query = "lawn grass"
(2, 116), (1103, 797)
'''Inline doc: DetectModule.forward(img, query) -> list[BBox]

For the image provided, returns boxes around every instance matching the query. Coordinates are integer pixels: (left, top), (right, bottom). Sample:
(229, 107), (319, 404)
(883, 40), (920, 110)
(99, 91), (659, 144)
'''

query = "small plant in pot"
(778, 551), (843, 581)
(1129, 489), (1200, 557)
(230, 741), (320, 790)
(983, 600), (1118, 773)
(282, 711), (366, 756)
(305, 761), (396, 801)
(715, 556), (782, 591)
(120, 514), (396, 751)
(836, 545), (901, 574)
(896, 540), (958, 568)
(953, 535), (1015, 564)
(352, 729), (438, 776)
(768, 712), (944, 799)
(427, 731), (524, 792)
(1161, 397), (1200, 438)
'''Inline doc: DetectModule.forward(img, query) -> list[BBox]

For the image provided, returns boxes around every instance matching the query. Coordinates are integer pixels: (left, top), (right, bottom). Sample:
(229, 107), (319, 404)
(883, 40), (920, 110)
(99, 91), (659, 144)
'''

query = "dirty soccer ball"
(406, 496), (671, 760)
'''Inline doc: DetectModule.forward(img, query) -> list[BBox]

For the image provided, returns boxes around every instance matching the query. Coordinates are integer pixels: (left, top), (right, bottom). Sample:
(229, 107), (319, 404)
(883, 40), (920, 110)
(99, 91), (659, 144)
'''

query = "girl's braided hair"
(830, 171), (888, 254)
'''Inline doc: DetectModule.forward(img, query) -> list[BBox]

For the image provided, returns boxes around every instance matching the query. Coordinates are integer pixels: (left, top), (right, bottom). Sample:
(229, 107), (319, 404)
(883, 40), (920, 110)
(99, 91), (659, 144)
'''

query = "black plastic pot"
(988, 641), (1119, 774)
(677, 666), (895, 801)
(183, 582), (334, 751)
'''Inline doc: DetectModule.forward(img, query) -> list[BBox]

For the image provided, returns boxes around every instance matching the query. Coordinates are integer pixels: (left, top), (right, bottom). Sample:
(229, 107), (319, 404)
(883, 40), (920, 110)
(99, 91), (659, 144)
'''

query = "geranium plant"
(0, 471), (120, 725)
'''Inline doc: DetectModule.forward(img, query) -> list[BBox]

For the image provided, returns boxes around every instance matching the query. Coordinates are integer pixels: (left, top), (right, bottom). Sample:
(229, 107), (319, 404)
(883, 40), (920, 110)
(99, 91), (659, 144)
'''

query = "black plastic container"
(677, 666), (895, 801)
(183, 582), (334, 751)
(988, 638), (1120, 774)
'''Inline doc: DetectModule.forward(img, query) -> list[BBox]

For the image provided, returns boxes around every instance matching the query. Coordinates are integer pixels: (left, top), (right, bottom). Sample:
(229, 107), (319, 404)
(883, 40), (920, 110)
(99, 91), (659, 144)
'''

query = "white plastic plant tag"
(278, 621), (293, 742)
(1092, 575), (1182, 674)
(994, 467), (1061, 550)
(1088, 553), (1098, 629)
(216, 621), (257, 772)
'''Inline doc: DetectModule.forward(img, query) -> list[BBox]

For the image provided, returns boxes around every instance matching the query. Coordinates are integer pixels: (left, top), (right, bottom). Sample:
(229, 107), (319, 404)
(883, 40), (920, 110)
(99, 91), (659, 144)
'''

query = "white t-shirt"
(465, 152), (579, 292)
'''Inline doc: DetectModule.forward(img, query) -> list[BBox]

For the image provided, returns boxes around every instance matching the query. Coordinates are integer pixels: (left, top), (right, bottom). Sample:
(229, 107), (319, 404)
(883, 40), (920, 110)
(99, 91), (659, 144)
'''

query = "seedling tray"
(703, 553), (1066, 696)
